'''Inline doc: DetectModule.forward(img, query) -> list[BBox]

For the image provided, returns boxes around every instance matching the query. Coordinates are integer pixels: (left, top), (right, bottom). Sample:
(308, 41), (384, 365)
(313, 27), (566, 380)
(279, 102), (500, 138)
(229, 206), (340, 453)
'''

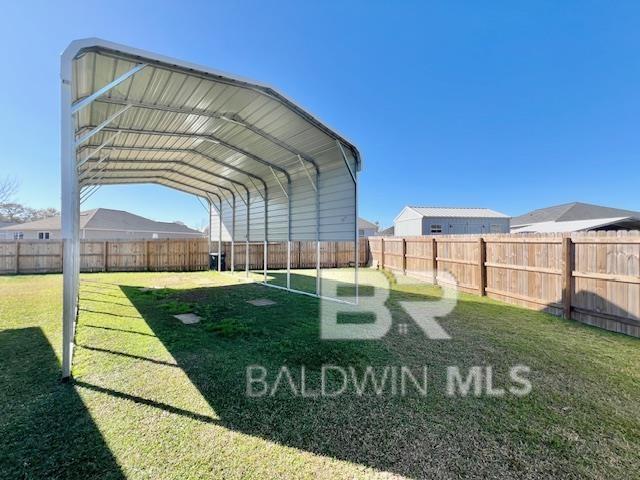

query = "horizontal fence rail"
(369, 232), (640, 338)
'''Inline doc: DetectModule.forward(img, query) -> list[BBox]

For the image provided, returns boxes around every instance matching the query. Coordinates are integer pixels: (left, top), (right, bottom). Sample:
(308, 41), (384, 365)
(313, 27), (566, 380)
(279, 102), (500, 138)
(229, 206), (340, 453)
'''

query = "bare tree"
(0, 204), (60, 223)
(0, 203), (28, 223)
(0, 176), (18, 204)
(0, 177), (59, 224)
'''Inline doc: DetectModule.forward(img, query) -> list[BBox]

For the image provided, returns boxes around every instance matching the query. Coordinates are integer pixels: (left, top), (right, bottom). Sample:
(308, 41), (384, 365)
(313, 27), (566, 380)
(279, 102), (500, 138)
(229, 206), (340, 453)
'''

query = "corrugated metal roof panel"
(407, 207), (510, 218)
(65, 38), (360, 242)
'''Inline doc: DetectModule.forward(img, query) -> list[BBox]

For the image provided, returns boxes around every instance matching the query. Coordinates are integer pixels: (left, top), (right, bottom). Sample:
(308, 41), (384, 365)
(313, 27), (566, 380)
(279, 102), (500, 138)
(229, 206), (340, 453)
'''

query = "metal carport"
(60, 38), (361, 379)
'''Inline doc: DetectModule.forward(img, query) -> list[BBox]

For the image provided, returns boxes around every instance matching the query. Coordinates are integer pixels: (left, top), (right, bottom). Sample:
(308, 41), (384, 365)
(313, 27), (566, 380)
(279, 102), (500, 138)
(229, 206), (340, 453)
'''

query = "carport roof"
(63, 38), (361, 238)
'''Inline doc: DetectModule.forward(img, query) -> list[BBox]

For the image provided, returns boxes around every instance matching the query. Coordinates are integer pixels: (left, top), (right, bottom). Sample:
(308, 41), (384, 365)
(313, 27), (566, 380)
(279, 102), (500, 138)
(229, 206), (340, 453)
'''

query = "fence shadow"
(0, 327), (124, 479)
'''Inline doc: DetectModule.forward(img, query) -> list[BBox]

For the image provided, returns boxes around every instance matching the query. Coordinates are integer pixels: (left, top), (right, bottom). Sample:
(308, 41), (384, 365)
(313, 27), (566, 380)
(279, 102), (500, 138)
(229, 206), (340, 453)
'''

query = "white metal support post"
(354, 169), (359, 304)
(60, 46), (148, 380)
(218, 197), (222, 272)
(231, 194), (236, 272)
(246, 191), (250, 277)
(286, 179), (291, 290)
(263, 185), (268, 283)
(207, 199), (212, 267)
(336, 140), (359, 304)
(61, 52), (80, 381)
(315, 170), (321, 296)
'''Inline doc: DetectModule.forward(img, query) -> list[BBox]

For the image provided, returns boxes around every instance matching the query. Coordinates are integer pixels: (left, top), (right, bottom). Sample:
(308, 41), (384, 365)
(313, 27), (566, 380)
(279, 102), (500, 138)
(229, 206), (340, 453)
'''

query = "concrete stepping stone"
(174, 313), (201, 324)
(246, 298), (276, 307)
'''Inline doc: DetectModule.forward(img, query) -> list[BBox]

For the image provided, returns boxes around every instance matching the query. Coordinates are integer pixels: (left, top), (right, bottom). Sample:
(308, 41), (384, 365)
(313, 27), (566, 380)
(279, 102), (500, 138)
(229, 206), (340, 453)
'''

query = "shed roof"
(404, 206), (509, 219)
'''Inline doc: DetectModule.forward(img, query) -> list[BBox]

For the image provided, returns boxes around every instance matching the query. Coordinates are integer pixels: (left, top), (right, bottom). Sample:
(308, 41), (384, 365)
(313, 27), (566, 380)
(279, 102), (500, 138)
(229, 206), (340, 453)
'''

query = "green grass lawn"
(1, 269), (639, 479)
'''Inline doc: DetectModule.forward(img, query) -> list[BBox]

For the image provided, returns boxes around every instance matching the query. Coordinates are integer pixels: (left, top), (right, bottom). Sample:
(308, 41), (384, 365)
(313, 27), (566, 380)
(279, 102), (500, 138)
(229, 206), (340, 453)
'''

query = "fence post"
(380, 237), (385, 269)
(145, 240), (150, 271)
(364, 237), (370, 265)
(103, 241), (108, 272)
(402, 238), (407, 275)
(431, 237), (438, 285)
(15, 241), (19, 274)
(187, 240), (192, 272)
(478, 237), (486, 296)
(562, 236), (574, 320)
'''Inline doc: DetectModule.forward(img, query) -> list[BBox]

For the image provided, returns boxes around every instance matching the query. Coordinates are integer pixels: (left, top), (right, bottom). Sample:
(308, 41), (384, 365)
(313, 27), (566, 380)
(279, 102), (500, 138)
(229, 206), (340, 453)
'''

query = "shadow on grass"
(0, 327), (124, 479)
(76, 270), (639, 478)
(108, 273), (496, 478)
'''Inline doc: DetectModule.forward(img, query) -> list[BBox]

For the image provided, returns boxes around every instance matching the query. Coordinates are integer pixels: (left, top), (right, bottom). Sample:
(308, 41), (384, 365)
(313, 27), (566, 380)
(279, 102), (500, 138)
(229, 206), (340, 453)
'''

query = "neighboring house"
(511, 202), (640, 233)
(0, 221), (16, 239)
(0, 208), (204, 240)
(394, 206), (510, 236)
(358, 218), (379, 237)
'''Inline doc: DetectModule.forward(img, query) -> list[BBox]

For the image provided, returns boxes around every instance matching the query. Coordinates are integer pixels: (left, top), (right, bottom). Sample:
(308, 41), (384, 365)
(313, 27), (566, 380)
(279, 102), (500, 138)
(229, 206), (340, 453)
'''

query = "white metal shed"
(61, 38), (361, 379)
(394, 207), (510, 236)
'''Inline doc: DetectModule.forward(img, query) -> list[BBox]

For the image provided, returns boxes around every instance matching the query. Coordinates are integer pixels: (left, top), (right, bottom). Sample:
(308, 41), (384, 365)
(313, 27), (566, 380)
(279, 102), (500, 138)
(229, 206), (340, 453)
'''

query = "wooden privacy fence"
(0, 238), (368, 275)
(369, 232), (640, 338)
(0, 239), (210, 274)
(219, 238), (369, 270)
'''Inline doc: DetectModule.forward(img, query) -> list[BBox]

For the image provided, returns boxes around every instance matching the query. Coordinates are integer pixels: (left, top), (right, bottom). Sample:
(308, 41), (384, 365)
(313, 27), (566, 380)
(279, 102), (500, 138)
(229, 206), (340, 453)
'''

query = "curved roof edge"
(61, 38), (362, 170)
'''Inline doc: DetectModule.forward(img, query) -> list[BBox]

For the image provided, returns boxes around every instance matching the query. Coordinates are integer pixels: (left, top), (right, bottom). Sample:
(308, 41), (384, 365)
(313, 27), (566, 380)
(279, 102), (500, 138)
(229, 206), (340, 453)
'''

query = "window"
(13, 232), (24, 240)
(38, 232), (50, 240)
(152, 233), (159, 239)
(430, 224), (443, 234)
(358, 229), (365, 237)
(489, 224), (501, 233)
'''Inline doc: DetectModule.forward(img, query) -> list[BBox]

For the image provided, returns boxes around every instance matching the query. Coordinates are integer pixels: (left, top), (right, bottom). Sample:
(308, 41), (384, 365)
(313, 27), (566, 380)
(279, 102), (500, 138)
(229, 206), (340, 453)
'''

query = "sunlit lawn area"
(1, 269), (639, 479)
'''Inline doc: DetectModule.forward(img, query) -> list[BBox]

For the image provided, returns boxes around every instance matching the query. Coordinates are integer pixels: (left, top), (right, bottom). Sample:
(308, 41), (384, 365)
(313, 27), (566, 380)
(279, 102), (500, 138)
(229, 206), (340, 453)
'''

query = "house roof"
(358, 217), (378, 230)
(0, 221), (16, 228)
(511, 217), (640, 233)
(0, 208), (203, 235)
(402, 206), (509, 219)
(512, 202), (640, 227)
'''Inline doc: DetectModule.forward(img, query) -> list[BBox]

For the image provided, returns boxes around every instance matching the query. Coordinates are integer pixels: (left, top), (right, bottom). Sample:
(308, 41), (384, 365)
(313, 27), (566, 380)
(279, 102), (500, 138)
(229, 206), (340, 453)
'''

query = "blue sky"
(1, 1), (639, 230)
